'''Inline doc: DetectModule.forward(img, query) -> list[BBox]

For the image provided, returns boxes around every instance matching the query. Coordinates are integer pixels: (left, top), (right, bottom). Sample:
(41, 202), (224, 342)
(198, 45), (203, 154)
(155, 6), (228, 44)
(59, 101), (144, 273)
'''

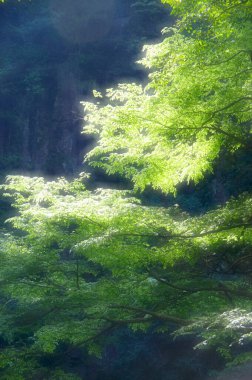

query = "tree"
(0, 0), (252, 378)
(84, 0), (252, 193)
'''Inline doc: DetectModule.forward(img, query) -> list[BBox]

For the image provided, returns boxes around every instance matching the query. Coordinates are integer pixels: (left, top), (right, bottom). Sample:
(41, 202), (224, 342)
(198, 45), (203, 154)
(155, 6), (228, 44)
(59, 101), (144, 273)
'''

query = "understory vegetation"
(0, 0), (252, 379)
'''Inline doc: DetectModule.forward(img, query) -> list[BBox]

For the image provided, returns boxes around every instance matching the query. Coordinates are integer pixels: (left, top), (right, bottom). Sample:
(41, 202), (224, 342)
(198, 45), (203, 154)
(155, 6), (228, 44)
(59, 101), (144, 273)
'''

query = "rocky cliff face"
(20, 61), (84, 174)
(0, 0), (170, 175)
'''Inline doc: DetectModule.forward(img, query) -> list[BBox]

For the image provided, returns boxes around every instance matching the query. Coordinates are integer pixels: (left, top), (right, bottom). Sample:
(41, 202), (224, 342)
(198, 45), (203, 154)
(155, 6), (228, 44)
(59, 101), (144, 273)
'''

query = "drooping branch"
(204, 50), (250, 67)
(214, 1), (250, 21)
(110, 222), (252, 241)
(202, 97), (252, 125)
(104, 316), (153, 324)
(135, 96), (252, 144)
(227, 253), (252, 272)
(109, 305), (193, 325)
(150, 274), (252, 300)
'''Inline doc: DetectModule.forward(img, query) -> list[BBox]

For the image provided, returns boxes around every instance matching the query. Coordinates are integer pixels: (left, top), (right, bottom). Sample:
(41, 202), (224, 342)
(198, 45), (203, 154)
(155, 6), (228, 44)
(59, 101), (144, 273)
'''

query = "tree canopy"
(84, 0), (252, 193)
(0, 0), (252, 379)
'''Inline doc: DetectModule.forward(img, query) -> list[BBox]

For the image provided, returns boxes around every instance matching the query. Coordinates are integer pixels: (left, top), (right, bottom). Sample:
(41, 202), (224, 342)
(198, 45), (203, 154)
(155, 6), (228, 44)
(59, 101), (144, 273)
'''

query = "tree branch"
(109, 305), (193, 325)
(204, 50), (250, 66)
(214, 0), (250, 21)
(110, 222), (252, 241)
(135, 96), (252, 144)
(149, 273), (252, 300)
(202, 97), (252, 123)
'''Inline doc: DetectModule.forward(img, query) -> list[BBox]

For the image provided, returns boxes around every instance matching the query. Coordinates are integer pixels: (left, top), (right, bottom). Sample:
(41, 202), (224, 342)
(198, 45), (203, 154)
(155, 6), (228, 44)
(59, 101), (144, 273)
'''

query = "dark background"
(0, 0), (171, 175)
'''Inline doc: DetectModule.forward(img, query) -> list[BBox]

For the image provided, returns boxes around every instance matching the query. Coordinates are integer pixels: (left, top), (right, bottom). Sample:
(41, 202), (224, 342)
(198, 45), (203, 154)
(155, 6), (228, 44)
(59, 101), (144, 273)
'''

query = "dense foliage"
(84, 0), (252, 193)
(0, 0), (252, 379)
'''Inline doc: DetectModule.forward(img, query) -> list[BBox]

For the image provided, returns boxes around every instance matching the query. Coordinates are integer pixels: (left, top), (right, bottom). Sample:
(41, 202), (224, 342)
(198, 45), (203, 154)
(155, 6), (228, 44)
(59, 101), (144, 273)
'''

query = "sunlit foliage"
(1, 170), (252, 377)
(83, 0), (252, 193)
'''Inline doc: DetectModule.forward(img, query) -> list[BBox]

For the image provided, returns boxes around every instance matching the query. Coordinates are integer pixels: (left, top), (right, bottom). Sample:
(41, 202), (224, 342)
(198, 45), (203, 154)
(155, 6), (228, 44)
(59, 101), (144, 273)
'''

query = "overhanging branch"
(110, 222), (252, 241)
(109, 305), (193, 325)
(150, 274), (252, 300)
